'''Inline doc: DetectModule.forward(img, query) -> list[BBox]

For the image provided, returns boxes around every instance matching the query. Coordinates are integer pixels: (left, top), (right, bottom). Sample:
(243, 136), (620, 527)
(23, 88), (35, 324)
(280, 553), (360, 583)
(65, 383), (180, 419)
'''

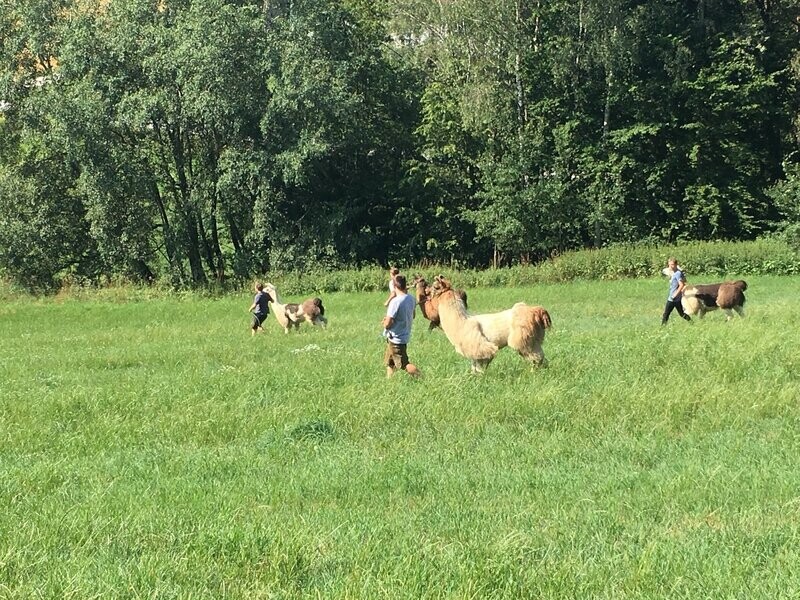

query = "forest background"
(2, 0), (800, 290)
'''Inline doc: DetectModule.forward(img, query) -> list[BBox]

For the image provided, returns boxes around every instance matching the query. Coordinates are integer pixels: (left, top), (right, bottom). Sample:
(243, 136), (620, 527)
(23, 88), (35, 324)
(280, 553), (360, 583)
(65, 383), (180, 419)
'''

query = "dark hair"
(394, 274), (407, 290)
(256, 282), (264, 291)
(390, 267), (400, 276)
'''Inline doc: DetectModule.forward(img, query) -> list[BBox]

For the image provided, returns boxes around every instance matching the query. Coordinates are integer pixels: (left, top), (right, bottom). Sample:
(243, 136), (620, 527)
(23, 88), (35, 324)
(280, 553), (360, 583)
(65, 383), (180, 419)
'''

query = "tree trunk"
(183, 207), (207, 284)
(196, 207), (218, 280)
(515, 0), (528, 132)
(168, 117), (207, 284)
(149, 178), (185, 285)
(209, 193), (225, 282)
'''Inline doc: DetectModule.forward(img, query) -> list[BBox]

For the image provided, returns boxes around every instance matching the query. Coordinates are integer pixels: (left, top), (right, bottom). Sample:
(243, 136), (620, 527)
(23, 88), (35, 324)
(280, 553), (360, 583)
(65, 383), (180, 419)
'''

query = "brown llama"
(681, 280), (747, 320)
(413, 275), (467, 331)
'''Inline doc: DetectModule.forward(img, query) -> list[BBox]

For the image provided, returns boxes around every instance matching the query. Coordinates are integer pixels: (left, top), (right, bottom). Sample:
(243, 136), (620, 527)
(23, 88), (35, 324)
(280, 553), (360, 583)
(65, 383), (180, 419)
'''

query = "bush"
(539, 239), (800, 282)
(264, 239), (799, 294)
(8, 239), (799, 298)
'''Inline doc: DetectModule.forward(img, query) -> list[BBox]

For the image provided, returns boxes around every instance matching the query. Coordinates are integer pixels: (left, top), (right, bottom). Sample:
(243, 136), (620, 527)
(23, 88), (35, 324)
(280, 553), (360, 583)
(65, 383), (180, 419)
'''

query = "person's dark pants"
(252, 312), (267, 330)
(661, 298), (690, 325)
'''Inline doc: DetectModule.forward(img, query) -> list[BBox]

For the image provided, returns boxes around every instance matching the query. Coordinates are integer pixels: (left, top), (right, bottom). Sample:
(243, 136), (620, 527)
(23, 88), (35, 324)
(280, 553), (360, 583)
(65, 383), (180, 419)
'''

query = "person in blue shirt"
(661, 258), (691, 325)
(248, 282), (273, 336)
(382, 274), (421, 378)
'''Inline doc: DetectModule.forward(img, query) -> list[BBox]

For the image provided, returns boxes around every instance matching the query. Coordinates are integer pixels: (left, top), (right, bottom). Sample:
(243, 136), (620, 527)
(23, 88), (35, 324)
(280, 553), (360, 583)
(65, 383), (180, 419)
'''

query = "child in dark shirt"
(248, 282), (272, 336)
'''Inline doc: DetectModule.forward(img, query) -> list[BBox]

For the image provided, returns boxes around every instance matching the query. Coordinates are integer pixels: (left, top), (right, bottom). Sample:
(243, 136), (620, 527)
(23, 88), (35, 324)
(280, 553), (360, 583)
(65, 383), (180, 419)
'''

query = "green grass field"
(2, 276), (799, 598)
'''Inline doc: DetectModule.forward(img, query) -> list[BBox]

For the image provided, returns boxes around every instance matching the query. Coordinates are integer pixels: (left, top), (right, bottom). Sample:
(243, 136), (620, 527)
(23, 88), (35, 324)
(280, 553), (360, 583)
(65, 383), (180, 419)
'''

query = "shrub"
(9, 239), (799, 298)
(266, 239), (799, 294)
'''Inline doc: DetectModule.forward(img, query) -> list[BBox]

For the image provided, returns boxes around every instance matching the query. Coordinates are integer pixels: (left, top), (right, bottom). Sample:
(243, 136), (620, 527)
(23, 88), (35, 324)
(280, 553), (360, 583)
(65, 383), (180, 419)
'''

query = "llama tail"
(534, 307), (552, 330)
(718, 281), (747, 309)
(508, 304), (550, 351)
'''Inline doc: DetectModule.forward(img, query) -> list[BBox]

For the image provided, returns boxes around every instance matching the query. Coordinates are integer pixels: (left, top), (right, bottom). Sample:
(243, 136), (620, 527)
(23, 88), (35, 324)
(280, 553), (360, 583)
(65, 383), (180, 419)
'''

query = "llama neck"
(437, 291), (469, 331)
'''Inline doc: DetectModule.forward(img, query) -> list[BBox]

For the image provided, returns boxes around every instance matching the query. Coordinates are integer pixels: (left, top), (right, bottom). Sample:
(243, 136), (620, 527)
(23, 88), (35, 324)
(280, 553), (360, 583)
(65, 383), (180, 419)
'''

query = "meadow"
(1, 275), (799, 598)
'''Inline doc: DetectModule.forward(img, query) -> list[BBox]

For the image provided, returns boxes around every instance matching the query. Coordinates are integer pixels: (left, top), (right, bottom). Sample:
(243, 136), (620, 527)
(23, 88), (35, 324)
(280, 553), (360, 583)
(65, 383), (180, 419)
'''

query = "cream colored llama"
(429, 276), (552, 373)
(264, 283), (327, 332)
(263, 283), (299, 333)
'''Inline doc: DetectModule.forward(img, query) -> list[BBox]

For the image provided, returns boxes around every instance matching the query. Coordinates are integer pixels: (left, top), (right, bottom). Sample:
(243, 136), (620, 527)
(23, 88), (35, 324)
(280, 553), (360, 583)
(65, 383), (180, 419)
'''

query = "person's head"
(394, 274), (407, 291)
(390, 266), (399, 277)
(667, 257), (678, 270)
(255, 282), (264, 292)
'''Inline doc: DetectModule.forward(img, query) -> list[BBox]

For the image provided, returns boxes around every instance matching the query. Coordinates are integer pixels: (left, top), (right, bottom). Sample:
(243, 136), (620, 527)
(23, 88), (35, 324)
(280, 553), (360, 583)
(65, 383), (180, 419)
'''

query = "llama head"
(430, 276), (453, 297)
(263, 283), (278, 299)
(412, 275), (431, 301)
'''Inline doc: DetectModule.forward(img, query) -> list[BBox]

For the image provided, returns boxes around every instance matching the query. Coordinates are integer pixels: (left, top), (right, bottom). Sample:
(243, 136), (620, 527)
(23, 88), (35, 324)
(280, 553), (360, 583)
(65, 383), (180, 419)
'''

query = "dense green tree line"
(1, 0), (798, 288)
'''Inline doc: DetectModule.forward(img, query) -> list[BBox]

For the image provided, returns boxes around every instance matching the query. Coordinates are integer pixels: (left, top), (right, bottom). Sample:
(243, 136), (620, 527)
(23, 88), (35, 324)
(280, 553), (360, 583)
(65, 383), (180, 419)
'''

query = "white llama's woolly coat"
(434, 285), (551, 372)
(264, 284), (296, 333)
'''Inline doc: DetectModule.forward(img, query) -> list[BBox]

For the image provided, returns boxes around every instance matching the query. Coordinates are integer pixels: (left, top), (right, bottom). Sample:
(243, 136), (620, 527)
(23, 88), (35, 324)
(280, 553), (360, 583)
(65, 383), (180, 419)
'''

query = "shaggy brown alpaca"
(681, 280), (747, 321)
(429, 276), (551, 373)
(413, 275), (467, 331)
(287, 297), (327, 329)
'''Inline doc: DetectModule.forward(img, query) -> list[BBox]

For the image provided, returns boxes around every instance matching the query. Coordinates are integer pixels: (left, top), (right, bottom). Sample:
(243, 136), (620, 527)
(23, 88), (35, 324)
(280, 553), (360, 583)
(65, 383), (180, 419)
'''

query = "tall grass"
(3, 239), (798, 300)
(267, 238), (800, 294)
(1, 275), (799, 597)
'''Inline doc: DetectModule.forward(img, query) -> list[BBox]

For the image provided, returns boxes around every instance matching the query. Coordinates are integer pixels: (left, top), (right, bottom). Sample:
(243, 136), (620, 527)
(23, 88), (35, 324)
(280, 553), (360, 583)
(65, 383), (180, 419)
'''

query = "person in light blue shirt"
(661, 257), (691, 325)
(382, 274), (421, 378)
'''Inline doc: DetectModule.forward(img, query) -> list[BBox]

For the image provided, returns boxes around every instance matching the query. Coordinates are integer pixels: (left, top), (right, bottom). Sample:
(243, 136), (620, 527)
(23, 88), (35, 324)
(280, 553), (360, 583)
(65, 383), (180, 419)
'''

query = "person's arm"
(675, 279), (686, 297)
(383, 299), (398, 329)
(248, 295), (257, 312)
(670, 275), (687, 300)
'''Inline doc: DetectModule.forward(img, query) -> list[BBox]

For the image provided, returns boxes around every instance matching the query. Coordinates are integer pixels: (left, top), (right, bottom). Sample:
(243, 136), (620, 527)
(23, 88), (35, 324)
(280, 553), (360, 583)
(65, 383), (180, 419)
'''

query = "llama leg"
(520, 345), (547, 367)
(723, 308), (734, 321)
(471, 358), (492, 373)
(734, 305), (745, 318)
(528, 351), (547, 367)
